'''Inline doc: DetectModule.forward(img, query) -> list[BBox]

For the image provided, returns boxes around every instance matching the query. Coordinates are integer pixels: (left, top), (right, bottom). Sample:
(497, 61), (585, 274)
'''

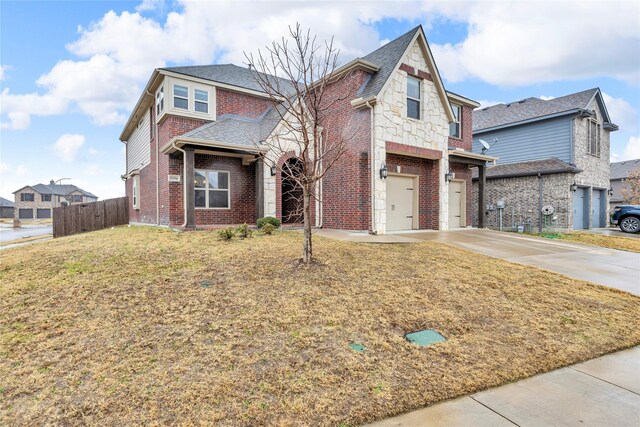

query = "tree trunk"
(302, 184), (313, 263)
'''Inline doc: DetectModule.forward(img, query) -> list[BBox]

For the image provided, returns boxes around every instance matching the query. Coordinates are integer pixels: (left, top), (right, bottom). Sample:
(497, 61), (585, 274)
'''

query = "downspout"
(365, 100), (377, 234)
(538, 173), (543, 233)
(146, 89), (160, 225)
(318, 132), (323, 228)
(171, 142), (189, 227)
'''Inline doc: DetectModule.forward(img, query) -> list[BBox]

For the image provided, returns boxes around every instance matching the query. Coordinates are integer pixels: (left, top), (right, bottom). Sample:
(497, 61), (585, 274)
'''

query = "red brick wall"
(157, 116), (208, 225)
(168, 154), (257, 226)
(320, 69), (372, 231)
(449, 162), (473, 226)
(273, 152), (316, 225)
(386, 153), (440, 230)
(216, 88), (272, 118)
(448, 105), (473, 150)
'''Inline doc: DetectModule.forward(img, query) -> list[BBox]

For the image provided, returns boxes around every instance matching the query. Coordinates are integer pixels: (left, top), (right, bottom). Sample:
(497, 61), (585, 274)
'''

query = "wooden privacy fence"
(53, 197), (129, 238)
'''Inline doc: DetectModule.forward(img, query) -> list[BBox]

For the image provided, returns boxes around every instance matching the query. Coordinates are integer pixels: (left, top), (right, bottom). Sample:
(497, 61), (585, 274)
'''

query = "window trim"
(72, 195), (83, 203)
(41, 194), (52, 202)
(407, 75), (421, 120)
(132, 175), (139, 209)
(173, 84), (189, 110)
(194, 89), (209, 113)
(21, 193), (35, 202)
(449, 103), (462, 138)
(156, 86), (164, 117)
(194, 169), (231, 210)
(587, 118), (601, 157)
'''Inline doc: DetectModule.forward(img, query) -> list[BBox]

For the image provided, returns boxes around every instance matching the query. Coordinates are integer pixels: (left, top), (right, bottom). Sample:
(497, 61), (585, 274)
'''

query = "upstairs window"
(156, 86), (164, 116)
(41, 194), (52, 202)
(407, 76), (421, 120)
(21, 193), (34, 202)
(195, 170), (230, 209)
(132, 176), (139, 209)
(587, 119), (601, 157)
(73, 195), (83, 203)
(173, 85), (188, 110)
(195, 89), (209, 113)
(449, 104), (461, 138)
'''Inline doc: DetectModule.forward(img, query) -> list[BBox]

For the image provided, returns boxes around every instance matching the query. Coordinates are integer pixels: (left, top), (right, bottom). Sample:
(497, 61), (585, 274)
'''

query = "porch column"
(256, 158), (264, 219)
(478, 164), (486, 228)
(184, 146), (196, 229)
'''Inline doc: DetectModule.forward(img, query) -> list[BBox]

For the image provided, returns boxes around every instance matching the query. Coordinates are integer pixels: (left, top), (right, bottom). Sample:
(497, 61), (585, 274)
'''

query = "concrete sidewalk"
(367, 346), (640, 427)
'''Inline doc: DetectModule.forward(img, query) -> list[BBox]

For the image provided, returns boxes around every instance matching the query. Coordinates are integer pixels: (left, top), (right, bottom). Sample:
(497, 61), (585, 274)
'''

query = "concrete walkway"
(367, 346), (640, 427)
(581, 227), (640, 239)
(397, 229), (640, 295)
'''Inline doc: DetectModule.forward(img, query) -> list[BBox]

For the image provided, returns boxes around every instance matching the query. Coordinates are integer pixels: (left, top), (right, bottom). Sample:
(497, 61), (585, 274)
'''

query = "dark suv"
(611, 205), (640, 233)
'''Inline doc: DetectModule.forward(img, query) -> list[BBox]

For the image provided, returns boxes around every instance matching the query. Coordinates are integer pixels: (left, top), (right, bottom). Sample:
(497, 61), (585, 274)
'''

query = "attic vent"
(518, 100), (525, 104)
(506, 103), (511, 107)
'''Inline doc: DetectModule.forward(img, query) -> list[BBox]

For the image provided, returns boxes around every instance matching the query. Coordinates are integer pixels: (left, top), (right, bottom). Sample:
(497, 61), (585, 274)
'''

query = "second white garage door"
(386, 175), (416, 231)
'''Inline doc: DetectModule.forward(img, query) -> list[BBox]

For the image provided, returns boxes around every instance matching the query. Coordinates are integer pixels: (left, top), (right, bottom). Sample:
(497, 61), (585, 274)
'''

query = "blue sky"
(1, 0), (639, 201)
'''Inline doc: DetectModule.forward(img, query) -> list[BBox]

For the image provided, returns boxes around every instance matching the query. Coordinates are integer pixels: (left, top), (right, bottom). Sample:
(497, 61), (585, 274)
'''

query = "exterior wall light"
(570, 182), (578, 192)
(607, 187), (614, 196)
(380, 164), (388, 179)
(445, 172), (455, 182)
(270, 165), (277, 176)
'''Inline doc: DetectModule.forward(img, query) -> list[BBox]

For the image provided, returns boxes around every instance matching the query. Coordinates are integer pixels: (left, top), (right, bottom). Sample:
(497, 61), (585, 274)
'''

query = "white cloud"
(0, 88), (67, 130)
(429, 1), (640, 86)
(540, 96), (555, 101)
(0, 65), (9, 81)
(477, 100), (502, 108)
(84, 163), (104, 176)
(15, 164), (28, 177)
(136, 0), (164, 12)
(0, 162), (10, 174)
(622, 136), (640, 160)
(602, 92), (638, 134)
(53, 134), (85, 162)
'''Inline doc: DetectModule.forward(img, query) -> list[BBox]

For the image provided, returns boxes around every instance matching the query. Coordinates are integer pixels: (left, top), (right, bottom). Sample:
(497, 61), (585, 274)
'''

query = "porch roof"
(161, 107), (282, 155)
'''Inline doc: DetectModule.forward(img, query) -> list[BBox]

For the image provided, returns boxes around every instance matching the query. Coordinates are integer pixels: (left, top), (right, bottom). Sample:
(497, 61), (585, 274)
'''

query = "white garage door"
(386, 175), (415, 231)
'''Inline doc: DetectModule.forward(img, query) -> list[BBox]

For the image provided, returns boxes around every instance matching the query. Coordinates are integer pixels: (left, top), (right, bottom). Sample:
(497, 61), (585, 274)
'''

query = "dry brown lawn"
(1, 227), (639, 426)
(562, 232), (640, 253)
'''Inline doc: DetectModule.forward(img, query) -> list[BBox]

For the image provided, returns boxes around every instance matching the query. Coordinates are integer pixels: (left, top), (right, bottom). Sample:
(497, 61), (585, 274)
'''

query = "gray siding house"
(610, 158), (640, 211)
(471, 88), (618, 231)
(0, 197), (15, 218)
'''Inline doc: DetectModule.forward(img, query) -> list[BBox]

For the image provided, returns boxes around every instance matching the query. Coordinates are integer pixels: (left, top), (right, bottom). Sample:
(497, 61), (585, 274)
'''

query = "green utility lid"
(405, 329), (446, 346)
(349, 343), (366, 352)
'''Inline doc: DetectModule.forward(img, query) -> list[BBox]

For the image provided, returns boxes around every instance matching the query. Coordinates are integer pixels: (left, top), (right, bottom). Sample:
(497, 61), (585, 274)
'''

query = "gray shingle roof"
(359, 26), (420, 99)
(0, 197), (14, 207)
(472, 157), (581, 179)
(473, 88), (600, 131)
(162, 64), (295, 95)
(183, 106), (284, 148)
(14, 183), (97, 199)
(610, 158), (640, 180)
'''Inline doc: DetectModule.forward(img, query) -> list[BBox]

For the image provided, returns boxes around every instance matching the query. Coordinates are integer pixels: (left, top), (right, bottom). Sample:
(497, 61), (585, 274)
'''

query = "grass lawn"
(536, 231), (640, 253)
(1, 227), (639, 426)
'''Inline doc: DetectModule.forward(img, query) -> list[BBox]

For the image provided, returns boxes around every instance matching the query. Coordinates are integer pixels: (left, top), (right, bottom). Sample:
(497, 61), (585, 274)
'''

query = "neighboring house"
(12, 181), (98, 219)
(610, 158), (640, 210)
(0, 197), (14, 218)
(120, 26), (494, 233)
(471, 88), (618, 231)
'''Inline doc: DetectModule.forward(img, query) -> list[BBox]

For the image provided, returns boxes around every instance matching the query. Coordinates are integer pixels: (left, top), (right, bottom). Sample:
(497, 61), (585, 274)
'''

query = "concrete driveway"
(583, 227), (640, 239)
(398, 229), (640, 295)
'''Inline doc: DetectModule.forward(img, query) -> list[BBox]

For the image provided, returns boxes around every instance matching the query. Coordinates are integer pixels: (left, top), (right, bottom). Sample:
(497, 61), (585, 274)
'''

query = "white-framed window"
(449, 103), (461, 138)
(156, 86), (164, 116)
(194, 89), (208, 113)
(587, 119), (601, 157)
(132, 176), (139, 209)
(173, 84), (188, 110)
(407, 76), (421, 120)
(195, 170), (230, 209)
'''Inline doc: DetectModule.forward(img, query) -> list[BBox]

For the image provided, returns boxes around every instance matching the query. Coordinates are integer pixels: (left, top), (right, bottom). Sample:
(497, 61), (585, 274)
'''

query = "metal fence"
(53, 197), (128, 238)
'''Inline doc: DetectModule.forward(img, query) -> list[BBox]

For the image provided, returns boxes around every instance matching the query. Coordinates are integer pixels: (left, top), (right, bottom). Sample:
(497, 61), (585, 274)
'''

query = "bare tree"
(245, 23), (360, 263)
(621, 166), (640, 204)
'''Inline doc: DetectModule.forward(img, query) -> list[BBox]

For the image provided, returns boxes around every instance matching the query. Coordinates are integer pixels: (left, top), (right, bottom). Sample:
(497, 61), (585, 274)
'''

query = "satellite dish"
(542, 205), (555, 215)
(479, 139), (491, 151)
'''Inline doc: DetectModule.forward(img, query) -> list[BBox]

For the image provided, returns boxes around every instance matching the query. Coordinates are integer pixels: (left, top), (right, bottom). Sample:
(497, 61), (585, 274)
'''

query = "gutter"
(162, 137), (269, 155)
(471, 167), (582, 181)
(170, 142), (189, 228)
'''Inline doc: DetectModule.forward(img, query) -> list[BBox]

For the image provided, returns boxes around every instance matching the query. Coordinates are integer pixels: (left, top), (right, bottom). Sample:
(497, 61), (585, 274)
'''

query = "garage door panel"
(37, 208), (51, 219)
(592, 190), (605, 228)
(448, 180), (464, 229)
(19, 208), (33, 219)
(386, 176), (415, 232)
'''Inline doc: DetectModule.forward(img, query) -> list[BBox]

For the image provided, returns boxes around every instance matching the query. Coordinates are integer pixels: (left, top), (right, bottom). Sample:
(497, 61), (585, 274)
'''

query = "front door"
(573, 188), (588, 230)
(448, 180), (464, 228)
(386, 175), (415, 231)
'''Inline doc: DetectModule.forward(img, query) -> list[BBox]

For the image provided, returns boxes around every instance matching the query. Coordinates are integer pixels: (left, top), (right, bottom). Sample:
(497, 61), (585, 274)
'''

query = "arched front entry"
(281, 157), (304, 224)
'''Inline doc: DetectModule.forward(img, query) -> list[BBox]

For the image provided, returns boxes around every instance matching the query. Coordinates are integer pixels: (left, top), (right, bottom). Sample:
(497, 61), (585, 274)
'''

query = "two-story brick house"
(12, 181), (98, 219)
(120, 26), (493, 233)
(471, 88), (618, 231)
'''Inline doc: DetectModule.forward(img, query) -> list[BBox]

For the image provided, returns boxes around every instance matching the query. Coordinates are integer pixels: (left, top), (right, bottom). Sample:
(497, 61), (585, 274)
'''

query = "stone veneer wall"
(472, 172), (574, 231)
(373, 39), (450, 233)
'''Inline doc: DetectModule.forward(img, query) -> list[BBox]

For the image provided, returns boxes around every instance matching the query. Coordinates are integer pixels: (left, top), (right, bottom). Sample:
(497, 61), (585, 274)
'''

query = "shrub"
(257, 216), (280, 229)
(261, 223), (276, 235)
(217, 227), (235, 240)
(236, 223), (253, 239)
